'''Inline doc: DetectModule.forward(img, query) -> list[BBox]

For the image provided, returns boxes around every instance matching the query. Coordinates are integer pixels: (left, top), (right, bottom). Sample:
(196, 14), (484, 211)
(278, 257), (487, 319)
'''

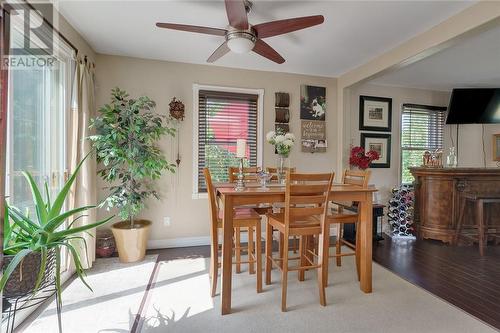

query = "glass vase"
(446, 147), (457, 168)
(277, 155), (288, 184)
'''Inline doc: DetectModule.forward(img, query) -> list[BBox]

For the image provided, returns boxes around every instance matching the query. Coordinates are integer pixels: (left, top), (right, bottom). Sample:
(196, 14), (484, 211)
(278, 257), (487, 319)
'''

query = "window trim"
(192, 84), (264, 199)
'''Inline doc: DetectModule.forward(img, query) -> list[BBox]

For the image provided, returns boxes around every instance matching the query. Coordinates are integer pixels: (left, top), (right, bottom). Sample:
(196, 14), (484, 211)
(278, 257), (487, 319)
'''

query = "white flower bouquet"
(266, 129), (295, 157)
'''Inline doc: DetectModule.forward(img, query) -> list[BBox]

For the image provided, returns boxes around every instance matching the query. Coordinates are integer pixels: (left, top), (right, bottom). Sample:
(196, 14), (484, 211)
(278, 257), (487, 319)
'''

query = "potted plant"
(0, 155), (112, 318)
(89, 88), (175, 263)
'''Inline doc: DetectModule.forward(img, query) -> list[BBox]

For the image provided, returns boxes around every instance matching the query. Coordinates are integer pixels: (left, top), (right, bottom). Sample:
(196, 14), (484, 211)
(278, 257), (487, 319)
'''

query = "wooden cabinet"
(410, 168), (500, 243)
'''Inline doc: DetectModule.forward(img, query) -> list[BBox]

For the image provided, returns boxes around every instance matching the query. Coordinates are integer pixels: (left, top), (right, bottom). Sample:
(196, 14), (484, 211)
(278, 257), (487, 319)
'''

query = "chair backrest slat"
(203, 168), (219, 243)
(228, 166), (259, 182)
(266, 167), (296, 181)
(284, 171), (334, 231)
(342, 169), (371, 187)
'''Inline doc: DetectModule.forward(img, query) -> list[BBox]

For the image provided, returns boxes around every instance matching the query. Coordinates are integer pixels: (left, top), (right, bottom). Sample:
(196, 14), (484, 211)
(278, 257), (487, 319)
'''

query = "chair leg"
(318, 229), (329, 306)
(210, 233), (218, 297)
(477, 200), (485, 256)
(355, 222), (360, 281)
(455, 197), (467, 245)
(256, 222), (262, 293)
(322, 226), (330, 289)
(265, 223), (273, 285)
(279, 233), (284, 269)
(235, 227), (241, 273)
(248, 226), (255, 274)
(281, 233), (289, 312)
(298, 235), (305, 281)
(336, 224), (342, 266)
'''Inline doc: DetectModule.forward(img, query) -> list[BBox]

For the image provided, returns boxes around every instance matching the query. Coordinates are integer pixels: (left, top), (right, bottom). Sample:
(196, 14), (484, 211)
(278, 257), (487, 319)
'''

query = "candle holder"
(235, 158), (245, 191)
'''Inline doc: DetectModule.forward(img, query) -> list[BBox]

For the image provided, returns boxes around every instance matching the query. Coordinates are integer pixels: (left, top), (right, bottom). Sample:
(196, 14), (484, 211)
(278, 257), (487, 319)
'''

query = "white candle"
(236, 139), (246, 158)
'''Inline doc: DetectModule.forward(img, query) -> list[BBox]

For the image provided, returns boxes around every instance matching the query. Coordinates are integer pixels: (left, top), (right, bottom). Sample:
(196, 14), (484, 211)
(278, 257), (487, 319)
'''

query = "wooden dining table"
(215, 182), (377, 315)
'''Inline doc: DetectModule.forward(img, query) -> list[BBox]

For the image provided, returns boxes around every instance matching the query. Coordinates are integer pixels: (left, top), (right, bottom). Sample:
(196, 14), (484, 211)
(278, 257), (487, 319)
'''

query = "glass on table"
(257, 171), (273, 189)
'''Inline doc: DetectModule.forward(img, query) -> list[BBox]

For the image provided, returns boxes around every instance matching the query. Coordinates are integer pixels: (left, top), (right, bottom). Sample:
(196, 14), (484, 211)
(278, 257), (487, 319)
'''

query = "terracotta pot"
(111, 220), (151, 263)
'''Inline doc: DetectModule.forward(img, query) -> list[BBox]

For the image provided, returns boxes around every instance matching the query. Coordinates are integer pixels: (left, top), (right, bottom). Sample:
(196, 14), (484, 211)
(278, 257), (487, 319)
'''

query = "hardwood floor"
(373, 235), (500, 330)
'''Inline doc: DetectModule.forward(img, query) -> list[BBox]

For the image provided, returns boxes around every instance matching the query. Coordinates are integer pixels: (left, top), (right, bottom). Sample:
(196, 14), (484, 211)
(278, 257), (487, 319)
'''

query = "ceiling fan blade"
(207, 41), (230, 63)
(252, 39), (285, 64)
(156, 22), (227, 36)
(253, 15), (324, 39)
(224, 0), (249, 30)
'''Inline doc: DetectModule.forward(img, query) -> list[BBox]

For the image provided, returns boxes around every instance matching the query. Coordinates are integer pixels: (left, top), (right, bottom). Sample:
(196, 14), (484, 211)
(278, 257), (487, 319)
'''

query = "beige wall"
(344, 82), (500, 208)
(343, 83), (451, 206)
(94, 54), (337, 244)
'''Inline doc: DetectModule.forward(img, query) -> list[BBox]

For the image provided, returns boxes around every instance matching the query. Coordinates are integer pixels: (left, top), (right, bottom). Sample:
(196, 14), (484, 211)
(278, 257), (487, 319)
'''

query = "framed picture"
(300, 85), (326, 121)
(359, 95), (392, 132)
(493, 134), (500, 161)
(360, 133), (391, 168)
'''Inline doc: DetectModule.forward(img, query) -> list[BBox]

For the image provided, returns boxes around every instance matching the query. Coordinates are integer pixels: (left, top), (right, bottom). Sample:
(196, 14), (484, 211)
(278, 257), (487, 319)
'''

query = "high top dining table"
(215, 182), (377, 315)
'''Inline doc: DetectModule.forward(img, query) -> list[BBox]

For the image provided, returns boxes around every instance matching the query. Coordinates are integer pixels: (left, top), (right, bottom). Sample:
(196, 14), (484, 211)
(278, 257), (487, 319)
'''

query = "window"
(5, 8), (75, 214)
(193, 85), (263, 195)
(400, 104), (446, 184)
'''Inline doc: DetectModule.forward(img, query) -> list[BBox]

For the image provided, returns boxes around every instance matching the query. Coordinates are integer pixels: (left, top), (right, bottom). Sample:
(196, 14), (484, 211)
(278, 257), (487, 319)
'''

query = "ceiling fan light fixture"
(226, 31), (256, 54)
(227, 37), (254, 53)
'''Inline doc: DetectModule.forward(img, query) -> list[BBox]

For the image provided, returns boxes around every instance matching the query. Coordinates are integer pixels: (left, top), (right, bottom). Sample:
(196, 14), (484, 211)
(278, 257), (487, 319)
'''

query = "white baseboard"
(148, 227), (339, 250)
(147, 236), (210, 249)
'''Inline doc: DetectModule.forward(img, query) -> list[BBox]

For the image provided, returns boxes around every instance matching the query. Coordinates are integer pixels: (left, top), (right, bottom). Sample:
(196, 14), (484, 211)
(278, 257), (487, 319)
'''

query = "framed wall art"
(360, 133), (391, 168)
(493, 134), (500, 161)
(359, 95), (392, 132)
(300, 85), (326, 121)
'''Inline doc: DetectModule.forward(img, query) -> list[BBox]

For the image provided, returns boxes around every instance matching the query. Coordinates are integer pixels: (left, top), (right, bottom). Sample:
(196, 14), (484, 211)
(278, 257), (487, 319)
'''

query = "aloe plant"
(0, 154), (113, 307)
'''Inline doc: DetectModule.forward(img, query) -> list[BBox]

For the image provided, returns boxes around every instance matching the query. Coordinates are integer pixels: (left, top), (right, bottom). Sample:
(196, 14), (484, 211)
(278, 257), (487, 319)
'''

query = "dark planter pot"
(2, 250), (56, 298)
(96, 229), (116, 258)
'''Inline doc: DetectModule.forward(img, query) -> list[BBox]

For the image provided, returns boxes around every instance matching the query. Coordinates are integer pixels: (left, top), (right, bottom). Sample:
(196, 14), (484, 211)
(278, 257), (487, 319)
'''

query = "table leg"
(359, 194), (373, 293)
(477, 199), (485, 256)
(221, 195), (233, 315)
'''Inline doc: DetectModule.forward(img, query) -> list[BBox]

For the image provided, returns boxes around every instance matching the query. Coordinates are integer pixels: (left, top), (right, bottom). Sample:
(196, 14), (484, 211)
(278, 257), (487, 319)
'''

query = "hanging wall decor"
(169, 97), (185, 166)
(301, 120), (326, 153)
(274, 92), (291, 155)
(300, 85), (327, 153)
(300, 85), (326, 121)
(169, 97), (185, 121)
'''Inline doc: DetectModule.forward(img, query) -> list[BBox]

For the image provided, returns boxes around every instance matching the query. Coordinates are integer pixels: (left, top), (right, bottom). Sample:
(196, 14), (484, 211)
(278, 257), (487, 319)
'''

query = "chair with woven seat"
(265, 171), (334, 311)
(204, 168), (262, 297)
(326, 169), (371, 282)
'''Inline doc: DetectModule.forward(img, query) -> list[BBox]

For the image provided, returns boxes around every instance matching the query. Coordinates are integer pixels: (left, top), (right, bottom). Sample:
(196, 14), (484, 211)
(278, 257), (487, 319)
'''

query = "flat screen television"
(445, 88), (500, 124)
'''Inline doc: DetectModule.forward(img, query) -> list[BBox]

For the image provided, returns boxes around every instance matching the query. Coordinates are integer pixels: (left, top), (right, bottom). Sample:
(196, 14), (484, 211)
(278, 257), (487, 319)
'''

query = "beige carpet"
(138, 254), (497, 333)
(22, 255), (158, 333)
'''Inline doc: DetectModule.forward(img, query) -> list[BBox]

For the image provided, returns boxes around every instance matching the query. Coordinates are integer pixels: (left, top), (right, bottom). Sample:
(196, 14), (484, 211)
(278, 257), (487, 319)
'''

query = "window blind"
(400, 104), (447, 183)
(198, 90), (258, 192)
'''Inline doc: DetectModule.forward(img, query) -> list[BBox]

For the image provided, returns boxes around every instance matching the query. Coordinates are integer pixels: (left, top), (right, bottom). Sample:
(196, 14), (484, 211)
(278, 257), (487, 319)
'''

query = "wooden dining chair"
(266, 167), (296, 181)
(204, 168), (262, 297)
(265, 171), (334, 311)
(228, 166), (259, 182)
(266, 166), (299, 254)
(326, 169), (371, 282)
(227, 166), (269, 273)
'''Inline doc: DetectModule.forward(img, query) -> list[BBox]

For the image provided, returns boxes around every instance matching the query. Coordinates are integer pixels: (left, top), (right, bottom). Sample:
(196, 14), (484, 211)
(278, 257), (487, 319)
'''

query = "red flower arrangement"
(349, 146), (380, 170)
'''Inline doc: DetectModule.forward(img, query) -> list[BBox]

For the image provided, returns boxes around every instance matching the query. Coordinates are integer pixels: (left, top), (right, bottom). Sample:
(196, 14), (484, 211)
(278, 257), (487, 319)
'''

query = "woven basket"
(2, 250), (56, 298)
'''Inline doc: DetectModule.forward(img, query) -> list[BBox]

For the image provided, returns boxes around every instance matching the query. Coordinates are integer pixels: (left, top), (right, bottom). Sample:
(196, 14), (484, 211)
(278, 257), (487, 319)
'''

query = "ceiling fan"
(156, 0), (324, 64)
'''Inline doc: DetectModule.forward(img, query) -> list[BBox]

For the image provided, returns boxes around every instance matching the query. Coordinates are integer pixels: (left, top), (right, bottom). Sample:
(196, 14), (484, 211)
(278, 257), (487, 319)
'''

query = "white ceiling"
(56, 0), (474, 77)
(370, 24), (500, 91)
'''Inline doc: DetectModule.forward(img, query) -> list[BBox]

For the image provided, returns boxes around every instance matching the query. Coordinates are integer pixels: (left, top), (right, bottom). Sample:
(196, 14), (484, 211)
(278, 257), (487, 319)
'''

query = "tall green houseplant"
(89, 88), (175, 262)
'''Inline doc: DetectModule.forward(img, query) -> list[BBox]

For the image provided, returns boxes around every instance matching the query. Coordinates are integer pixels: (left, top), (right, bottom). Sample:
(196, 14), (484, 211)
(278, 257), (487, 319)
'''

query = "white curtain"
(68, 60), (97, 269)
